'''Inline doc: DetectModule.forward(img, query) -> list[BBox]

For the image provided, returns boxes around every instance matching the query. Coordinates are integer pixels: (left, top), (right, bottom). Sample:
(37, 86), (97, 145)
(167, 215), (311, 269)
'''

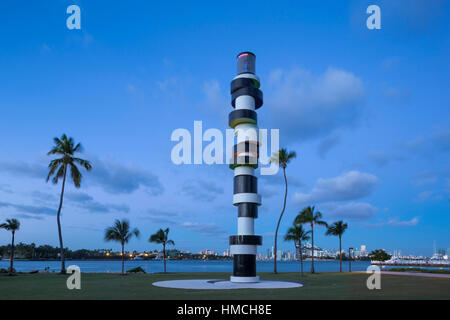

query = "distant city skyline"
(0, 1), (449, 256)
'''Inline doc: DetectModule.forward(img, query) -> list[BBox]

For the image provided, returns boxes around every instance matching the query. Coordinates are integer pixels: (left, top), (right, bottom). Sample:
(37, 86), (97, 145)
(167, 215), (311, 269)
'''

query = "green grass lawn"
(0, 272), (449, 300)
(387, 268), (450, 274)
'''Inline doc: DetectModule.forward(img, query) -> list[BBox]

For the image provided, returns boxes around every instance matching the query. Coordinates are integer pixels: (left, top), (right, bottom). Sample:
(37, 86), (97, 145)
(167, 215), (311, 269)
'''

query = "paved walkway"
(380, 271), (450, 279)
(153, 279), (303, 289)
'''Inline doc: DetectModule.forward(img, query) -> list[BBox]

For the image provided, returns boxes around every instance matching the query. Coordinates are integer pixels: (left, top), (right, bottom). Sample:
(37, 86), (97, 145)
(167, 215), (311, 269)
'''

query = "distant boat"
(377, 254), (450, 267)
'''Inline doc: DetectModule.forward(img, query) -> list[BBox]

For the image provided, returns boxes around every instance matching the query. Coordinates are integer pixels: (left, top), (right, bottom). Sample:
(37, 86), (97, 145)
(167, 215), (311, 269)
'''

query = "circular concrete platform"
(152, 279), (303, 290)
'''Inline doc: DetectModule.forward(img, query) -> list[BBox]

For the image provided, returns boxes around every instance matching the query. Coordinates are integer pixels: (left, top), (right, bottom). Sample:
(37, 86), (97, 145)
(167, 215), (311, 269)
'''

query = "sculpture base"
(230, 276), (259, 283)
(152, 279), (303, 289)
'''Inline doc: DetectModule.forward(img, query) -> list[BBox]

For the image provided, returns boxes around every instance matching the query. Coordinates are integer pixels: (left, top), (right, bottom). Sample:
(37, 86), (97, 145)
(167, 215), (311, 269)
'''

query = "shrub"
(126, 266), (146, 274)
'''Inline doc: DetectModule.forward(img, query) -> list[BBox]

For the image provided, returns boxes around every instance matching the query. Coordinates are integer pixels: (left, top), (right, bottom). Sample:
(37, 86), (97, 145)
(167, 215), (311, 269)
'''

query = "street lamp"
(348, 247), (353, 272)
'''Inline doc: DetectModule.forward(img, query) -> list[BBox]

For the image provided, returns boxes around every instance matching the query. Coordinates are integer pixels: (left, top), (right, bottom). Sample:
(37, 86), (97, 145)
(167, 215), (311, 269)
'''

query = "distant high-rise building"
(199, 249), (218, 256)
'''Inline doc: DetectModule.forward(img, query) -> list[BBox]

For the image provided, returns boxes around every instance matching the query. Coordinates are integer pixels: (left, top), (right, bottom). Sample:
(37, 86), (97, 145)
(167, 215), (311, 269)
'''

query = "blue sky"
(0, 0), (449, 256)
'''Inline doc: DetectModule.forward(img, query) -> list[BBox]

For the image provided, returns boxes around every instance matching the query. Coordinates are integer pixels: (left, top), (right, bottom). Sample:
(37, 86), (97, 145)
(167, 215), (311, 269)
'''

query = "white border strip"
(230, 276), (260, 283)
(233, 193), (261, 205)
(234, 166), (255, 176)
(230, 245), (257, 255)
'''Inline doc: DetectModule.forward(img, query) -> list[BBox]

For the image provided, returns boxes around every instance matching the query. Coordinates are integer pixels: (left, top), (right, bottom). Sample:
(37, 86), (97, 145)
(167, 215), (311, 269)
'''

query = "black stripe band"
(233, 254), (256, 277)
(229, 109), (257, 128)
(229, 163), (258, 170)
(229, 235), (262, 246)
(230, 155), (258, 166)
(234, 175), (257, 194)
(233, 141), (259, 156)
(238, 203), (258, 218)
(231, 87), (263, 109)
(237, 52), (256, 75)
(230, 78), (257, 94)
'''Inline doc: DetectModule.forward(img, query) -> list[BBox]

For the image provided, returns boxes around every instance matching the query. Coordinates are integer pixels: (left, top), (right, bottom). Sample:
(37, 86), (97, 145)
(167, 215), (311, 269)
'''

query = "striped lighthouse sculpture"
(228, 52), (263, 283)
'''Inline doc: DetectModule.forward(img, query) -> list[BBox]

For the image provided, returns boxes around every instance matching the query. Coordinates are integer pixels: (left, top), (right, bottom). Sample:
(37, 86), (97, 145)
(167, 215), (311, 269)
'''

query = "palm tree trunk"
(311, 223), (315, 273)
(163, 243), (166, 273)
(56, 164), (67, 274)
(9, 231), (15, 275)
(274, 167), (288, 273)
(339, 235), (342, 272)
(299, 240), (304, 277)
(121, 243), (125, 275)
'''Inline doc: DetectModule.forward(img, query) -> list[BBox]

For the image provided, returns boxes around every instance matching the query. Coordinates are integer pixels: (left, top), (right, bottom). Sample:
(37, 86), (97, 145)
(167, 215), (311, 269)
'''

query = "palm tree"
(295, 206), (328, 273)
(104, 219), (140, 275)
(284, 222), (311, 277)
(0, 218), (20, 275)
(46, 134), (92, 274)
(149, 228), (175, 273)
(326, 221), (348, 272)
(271, 148), (296, 273)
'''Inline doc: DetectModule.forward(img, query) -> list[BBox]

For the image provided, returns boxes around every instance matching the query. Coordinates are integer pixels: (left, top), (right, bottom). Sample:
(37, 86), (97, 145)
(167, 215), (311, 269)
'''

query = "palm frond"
(104, 219), (138, 244)
(46, 161), (61, 182)
(284, 223), (311, 242)
(270, 148), (297, 168)
(0, 218), (20, 231)
(47, 146), (64, 156)
(52, 165), (65, 184)
(149, 228), (174, 245)
(70, 164), (82, 188)
(295, 206), (328, 228)
(73, 142), (83, 153)
(326, 221), (348, 236)
(73, 158), (92, 171)
(47, 134), (91, 187)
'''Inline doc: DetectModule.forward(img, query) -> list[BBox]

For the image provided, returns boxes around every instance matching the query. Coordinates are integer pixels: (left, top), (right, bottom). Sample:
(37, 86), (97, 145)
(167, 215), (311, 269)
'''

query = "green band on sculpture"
(229, 117), (257, 128)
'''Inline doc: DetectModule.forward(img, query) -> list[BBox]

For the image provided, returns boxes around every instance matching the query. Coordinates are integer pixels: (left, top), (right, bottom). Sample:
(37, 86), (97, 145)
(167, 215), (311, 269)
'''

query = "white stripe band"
(230, 245), (257, 255)
(234, 166), (255, 176)
(233, 193), (261, 205)
(235, 95), (255, 110)
(230, 276), (260, 283)
(235, 124), (258, 144)
(238, 217), (255, 235)
(233, 73), (260, 83)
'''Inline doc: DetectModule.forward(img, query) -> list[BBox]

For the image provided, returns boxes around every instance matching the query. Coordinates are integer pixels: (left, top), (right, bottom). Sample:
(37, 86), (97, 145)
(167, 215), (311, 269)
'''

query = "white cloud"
(388, 217), (419, 227)
(293, 171), (378, 204)
(324, 202), (378, 221)
(383, 86), (411, 105)
(88, 158), (163, 195)
(180, 180), (223, 202)
(414, 190), (442, 202)
(202, 80), (222, 103)
(365, 217), (419, 228)
(367, 151), (389, 167)
(126, 83), (137, 94)
(180, 222), (227, 237)
(411, 170), (438, 187)
(406, 129), (450, 157)
(317, 132), (341, 159)
(266, 67), (365, 143)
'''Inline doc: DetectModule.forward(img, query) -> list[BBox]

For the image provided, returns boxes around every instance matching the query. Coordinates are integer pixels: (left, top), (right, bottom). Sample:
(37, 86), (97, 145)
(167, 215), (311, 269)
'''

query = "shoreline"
(0, 258), (365, 262)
